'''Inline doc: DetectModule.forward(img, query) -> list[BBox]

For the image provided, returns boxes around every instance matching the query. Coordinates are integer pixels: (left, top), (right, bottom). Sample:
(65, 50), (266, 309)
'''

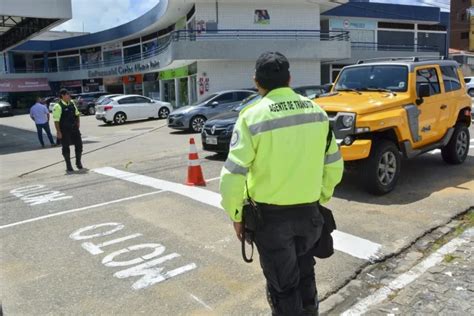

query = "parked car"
(293, 85), (330, 99)
(317, 57), (471, 195)
(168, 90), (255, 132)
(201, 93), (261, 154)
(464, 76), (474, 97)
(95, 94), (122, 106)
(0, 99), (13, 116)
(76, 92), (110, 115)
(95, 94), (172, 125)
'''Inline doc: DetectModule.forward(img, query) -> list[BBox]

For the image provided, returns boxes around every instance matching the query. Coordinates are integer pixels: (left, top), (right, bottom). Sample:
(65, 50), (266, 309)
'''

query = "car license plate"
(206, 136), (218, 145)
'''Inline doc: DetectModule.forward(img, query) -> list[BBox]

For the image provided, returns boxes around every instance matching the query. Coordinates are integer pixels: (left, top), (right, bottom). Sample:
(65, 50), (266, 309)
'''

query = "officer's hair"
(59, 89), (69, 98)
(256, 72), (290, 91)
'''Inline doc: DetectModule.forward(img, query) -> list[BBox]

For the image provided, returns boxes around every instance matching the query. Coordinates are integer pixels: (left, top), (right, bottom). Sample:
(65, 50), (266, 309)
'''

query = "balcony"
(4, 29), (351, 80)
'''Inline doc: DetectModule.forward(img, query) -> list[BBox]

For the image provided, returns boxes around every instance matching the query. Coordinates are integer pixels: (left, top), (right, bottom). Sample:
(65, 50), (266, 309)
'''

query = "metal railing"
(9, 30), (349, 74)
(351, 41), (439, 53)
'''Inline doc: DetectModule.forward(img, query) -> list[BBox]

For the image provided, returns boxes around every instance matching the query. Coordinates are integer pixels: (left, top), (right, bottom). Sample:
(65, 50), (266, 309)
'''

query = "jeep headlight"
(342, 115), (354, 128)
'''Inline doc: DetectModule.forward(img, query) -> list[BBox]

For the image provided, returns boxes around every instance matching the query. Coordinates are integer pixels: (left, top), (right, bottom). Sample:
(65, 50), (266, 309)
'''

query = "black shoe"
(76, 162), (83, 170)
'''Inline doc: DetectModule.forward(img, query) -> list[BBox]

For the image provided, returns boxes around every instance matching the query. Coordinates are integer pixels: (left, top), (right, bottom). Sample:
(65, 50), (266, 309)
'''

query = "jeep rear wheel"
(362, 140), (401, 195)
(441, 124), (470, 165)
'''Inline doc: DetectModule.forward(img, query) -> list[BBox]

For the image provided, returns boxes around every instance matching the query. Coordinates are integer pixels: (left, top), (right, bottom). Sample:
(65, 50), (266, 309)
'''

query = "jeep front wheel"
(441, 124), (470, 165)
(362, 140), (401, 195)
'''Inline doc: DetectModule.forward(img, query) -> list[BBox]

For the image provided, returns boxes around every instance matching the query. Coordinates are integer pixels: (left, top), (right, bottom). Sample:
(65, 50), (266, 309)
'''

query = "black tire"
(158, 107), (170, 119)
(114, 112), (127, 125)
(88, 106), (96, 115)
(441, 124), (470, 165)
(361, 140), (401, 195)
(468, 89), (474, 98)
(190, 115), (206, 133)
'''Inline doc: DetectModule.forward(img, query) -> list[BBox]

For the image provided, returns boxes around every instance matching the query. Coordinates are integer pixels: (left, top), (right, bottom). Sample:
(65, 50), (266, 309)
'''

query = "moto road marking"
(10, 184), (72, 206)
(93, 167), (382, 261)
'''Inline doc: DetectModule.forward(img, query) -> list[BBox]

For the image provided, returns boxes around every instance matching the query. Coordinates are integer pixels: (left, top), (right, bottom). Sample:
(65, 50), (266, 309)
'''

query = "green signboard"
(159, 66), (189, 80)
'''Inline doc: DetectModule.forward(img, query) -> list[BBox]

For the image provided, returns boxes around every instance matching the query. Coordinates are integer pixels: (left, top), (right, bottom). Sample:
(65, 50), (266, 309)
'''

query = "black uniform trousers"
(254, 203), (323, 316)
(61, 127), (83, 160)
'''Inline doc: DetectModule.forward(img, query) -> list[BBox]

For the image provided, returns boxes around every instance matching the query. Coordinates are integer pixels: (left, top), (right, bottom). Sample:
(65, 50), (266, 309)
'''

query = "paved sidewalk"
(364, 228), (474, 315)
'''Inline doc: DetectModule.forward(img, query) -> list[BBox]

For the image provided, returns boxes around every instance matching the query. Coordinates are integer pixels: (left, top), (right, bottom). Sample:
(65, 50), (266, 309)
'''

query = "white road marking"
(93, 167), (221, 208)
(0, 190), (164, 230)
(70, 223), (197, 290)
(190, 293), (213, 311)
(10, 184), (72, 206)
(341, 228), (473, 316)
(206, 176), (221, 182)
(93, 167), (382, 261)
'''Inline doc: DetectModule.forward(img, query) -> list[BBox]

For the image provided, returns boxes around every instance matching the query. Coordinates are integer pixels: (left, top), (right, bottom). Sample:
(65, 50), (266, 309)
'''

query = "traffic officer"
(53, 89), (83, 172)
(219, 52), (343, 315)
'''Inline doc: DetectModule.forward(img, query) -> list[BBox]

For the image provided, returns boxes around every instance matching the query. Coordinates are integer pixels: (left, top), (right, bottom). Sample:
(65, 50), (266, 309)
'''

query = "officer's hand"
(57, 131), (62, 140)
(233, 221), (244, 242)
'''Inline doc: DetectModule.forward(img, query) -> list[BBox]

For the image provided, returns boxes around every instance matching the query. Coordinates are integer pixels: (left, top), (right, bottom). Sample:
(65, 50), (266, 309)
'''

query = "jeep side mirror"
(323, 83), (334, 92)
(416, 84), (431, 105)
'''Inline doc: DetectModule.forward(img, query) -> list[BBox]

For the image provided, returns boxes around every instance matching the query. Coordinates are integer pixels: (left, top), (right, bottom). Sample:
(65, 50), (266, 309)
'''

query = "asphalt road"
(1, 114), (473, 315)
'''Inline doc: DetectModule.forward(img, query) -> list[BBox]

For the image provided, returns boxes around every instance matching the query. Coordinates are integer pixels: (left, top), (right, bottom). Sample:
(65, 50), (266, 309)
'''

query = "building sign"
(123, 75), (143, 85)
(61, 80), (82, 88)
(159, 66), (189, 80)
(0, 78), (50, 92)
(88, 59), (160, 78)
(82, 78), (104, 92)
(254, 10), (270, 24)
(330, 18), (376, 30)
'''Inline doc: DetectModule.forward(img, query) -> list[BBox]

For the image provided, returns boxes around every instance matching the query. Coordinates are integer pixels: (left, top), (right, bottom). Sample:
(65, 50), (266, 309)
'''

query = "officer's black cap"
(59, 88), (70, 97)
(255, 51), (290, 77)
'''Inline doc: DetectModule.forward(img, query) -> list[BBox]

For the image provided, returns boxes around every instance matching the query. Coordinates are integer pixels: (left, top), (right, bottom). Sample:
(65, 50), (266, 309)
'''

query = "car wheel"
(190, 116), (206, 133)
(361, 140), (401, 195)
(441, 124), (470, 165)
(114, 112), (127, 125)
(88, 106), (96, 115)
(158, 107), (170, 119)
(468, 89), (474, 97)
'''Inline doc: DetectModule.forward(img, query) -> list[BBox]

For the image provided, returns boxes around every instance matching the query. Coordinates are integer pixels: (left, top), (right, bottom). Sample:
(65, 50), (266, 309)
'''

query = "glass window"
(441, 66), (461, 92)
(335, 65), (408, 92)
(123, 45), (141, 62)
(142, 40), (158, 58)
(416, 68), (441, 96)
(103, 49), (122, 65)
(58, 56), (80, 71)
(464, 78), (471, 83)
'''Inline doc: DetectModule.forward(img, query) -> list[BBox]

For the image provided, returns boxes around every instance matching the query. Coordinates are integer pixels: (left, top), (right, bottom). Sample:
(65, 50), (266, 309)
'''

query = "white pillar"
(159, 80), (165, 102)
(174, 78), (180, 107)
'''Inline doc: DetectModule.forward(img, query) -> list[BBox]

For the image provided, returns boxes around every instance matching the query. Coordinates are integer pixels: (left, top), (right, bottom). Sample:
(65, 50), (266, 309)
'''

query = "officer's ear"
(254, 76), (266, 96)
(287, 75), (291, 87)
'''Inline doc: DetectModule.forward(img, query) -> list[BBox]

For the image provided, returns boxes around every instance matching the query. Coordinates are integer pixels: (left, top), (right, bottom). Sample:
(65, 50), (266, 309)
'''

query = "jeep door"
(414, 66), (444, 147)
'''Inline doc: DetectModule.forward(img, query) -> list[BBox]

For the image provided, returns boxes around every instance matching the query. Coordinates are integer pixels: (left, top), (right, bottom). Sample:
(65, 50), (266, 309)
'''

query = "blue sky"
(53, 0), (450, 33)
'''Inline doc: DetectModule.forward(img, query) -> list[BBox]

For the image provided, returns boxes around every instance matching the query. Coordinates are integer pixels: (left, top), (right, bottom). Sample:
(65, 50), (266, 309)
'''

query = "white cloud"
(53, 0), (159, 33)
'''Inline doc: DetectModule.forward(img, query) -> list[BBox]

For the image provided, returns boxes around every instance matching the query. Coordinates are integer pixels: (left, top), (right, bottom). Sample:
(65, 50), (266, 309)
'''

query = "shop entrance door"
(179, 78), (189, 106)
(163, 80), (176, 107)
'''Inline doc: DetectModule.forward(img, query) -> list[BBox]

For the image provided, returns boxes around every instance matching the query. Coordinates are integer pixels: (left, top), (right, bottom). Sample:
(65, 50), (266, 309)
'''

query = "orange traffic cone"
(186, 137), (206, 186)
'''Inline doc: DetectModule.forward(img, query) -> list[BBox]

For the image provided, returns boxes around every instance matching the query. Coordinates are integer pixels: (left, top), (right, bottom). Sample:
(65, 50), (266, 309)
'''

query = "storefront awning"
(0, 78), (51, 93)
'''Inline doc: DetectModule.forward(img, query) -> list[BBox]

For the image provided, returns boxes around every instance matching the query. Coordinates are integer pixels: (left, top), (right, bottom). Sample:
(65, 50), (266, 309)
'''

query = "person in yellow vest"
(219, 52), (343, 315)
(52, 89), (83, 173)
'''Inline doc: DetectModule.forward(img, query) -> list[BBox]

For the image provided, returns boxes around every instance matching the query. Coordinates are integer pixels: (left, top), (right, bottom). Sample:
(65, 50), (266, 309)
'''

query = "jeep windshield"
(335, 65), (409, 93)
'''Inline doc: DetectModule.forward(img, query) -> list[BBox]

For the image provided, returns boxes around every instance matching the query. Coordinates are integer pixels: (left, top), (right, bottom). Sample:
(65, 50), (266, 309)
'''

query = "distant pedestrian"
(30, 97), (56, 148)
(53, 89), (83, 172)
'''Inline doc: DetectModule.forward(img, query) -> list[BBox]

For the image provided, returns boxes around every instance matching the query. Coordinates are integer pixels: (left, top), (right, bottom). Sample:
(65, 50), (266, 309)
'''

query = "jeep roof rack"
(356, 56), (447, 64)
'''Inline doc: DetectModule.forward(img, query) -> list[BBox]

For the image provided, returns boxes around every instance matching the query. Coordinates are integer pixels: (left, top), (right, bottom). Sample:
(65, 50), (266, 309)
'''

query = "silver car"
(168, 90), (255, 132)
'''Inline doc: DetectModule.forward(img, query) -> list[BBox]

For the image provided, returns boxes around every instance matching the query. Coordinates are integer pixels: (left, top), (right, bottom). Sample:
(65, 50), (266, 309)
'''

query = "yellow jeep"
(317, 57), (472, 195)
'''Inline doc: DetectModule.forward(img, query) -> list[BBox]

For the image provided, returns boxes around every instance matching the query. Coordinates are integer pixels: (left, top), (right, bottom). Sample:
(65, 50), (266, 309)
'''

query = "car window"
(416, 68), (441, 96)
(441, 66), (462, 92)
(464, 78), (471, 83)
(133, 96), (152, 103)
(118, 97), (137, 105)
(213, 92), (235, 103)
(236, 92), (252, 100)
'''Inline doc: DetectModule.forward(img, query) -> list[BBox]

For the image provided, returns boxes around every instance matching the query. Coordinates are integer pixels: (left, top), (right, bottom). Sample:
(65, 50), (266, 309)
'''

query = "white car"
(464, 76), (474, 97)
(95, 94), (173, 125)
